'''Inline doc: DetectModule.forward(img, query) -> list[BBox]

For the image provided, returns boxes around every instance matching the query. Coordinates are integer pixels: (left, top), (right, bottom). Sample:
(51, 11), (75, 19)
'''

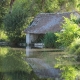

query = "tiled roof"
(24, 11), (80, 34)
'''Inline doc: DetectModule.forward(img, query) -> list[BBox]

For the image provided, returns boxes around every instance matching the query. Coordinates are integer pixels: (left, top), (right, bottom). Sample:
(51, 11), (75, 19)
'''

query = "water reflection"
(0, 47), (44, 80)
(25, 47), (80, 79)
(0, 47), (80, 80)
(26, 46), (33, 57)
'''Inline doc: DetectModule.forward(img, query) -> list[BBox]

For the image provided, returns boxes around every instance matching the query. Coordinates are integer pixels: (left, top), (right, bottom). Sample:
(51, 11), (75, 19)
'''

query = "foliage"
(0, 47), (34, 80)
(3, 0), (80, 45)
(68, 38), (80, 54)
(55, 54), (78, 80)
(76, 0), (80, 11)
(0, 47), (33, 80)
(71, 14), (80, 25)
(67, 38), (80, 61)
(0, 29), (8, 41)
(61, 66), (77, 80)
(55, 65), (77, 80)
(0, 0), (10, 27)
(57, 0), (77, 11)
(0, 0), (9, 41)
(56, 17), (80, 47)
(42, 32), (58, 48)
(4, 0), (29, 45)
(30, 0), (77, 13)
(0, 47), (31, 72)
(72, 18), (80, 24)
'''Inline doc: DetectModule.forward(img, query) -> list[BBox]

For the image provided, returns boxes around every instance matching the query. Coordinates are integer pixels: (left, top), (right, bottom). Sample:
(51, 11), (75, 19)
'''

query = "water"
(0, 46), (80, 80)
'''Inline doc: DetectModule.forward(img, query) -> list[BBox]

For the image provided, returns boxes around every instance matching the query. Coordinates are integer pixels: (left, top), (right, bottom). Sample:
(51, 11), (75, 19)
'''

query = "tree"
(0, 0), (10, 41)
(56, 17), (80, 47)
(31, 0), (78, 13)
(4, 0), (80, 46)
(0, 0), (10, 27)
(4, 0), (29, 46)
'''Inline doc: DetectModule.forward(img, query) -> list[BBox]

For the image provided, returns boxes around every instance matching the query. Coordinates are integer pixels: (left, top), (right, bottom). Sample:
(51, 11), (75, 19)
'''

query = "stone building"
(24, 11), (80, 45)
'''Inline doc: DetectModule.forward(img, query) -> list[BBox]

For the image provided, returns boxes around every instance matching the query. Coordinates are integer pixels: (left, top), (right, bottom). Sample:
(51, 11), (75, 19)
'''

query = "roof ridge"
(38, 11), (77, 15)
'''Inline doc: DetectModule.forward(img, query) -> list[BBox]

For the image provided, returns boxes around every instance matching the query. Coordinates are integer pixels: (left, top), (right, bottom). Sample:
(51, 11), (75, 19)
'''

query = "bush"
(42, 32), (58, 48)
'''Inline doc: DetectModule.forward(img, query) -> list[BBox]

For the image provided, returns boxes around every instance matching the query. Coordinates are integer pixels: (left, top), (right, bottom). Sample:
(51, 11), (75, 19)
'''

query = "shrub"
(42, 32), (58, 48)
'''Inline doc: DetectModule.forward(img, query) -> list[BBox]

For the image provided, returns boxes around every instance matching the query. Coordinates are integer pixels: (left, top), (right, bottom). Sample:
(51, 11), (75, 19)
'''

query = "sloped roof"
(24, 11), (80, 34)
